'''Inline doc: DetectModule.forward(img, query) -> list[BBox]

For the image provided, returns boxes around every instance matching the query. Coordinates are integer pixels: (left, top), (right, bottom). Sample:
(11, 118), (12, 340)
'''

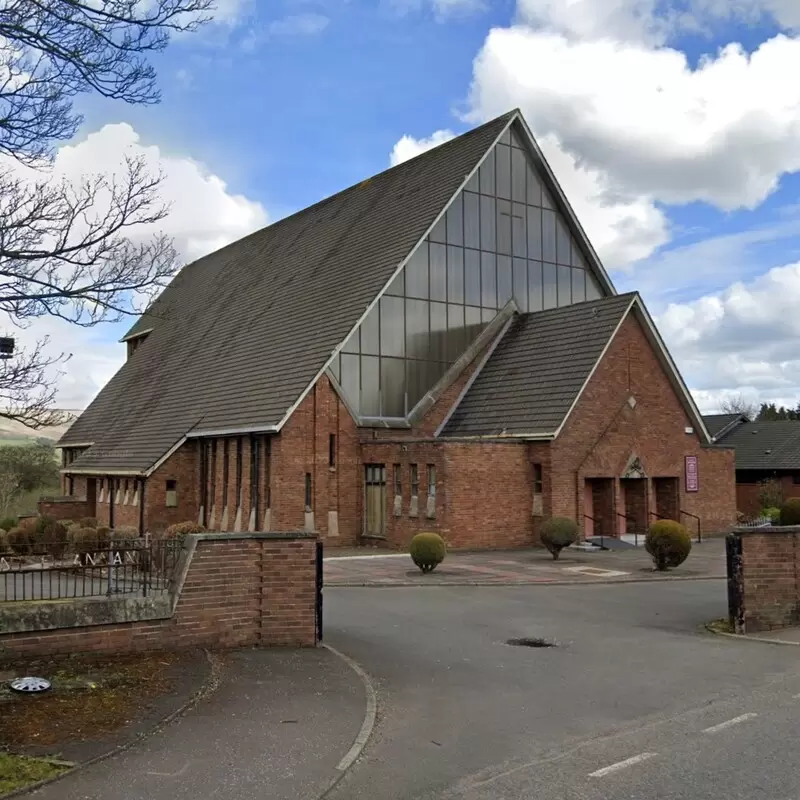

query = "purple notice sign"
(685, 455), (699, 492)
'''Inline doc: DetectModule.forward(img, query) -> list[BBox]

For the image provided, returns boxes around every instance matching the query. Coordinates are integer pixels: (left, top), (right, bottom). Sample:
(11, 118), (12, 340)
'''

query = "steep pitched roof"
(440, 293), (710, 442)
(702, 413), (748, 440)
(715, 420), (800, 470)
(60, 111), (517, 473)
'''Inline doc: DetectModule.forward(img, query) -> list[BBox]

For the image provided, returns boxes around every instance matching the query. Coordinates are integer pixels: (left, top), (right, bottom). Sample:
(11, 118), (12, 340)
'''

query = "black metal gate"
(315, 541), (323, 643)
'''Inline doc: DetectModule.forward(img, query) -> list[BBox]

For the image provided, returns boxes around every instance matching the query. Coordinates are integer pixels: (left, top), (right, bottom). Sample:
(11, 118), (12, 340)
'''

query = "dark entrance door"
(588, 478), (615, 538)
(654, 477), (680, 521)
(621, 478), (648, 533)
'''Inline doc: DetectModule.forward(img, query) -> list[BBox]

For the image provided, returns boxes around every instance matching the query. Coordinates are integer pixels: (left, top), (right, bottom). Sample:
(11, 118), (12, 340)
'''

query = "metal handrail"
(583, 514), (604, 549)
(680, 509), (702, 543)
(616, 511), (641, 547)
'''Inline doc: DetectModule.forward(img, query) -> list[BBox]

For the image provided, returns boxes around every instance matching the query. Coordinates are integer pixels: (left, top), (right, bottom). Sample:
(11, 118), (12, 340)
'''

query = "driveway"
(324, 537), (726, 586)
(325, 580), (800, 800)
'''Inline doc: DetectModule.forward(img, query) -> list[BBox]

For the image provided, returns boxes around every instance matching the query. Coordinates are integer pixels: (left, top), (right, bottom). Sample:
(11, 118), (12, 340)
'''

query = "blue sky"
(32, 0), (800, 414)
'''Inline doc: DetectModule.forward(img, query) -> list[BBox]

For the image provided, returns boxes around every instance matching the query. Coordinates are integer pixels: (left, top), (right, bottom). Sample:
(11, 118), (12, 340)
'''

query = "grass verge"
(706, 618), (734, 634)
(0, 753), (67, 794)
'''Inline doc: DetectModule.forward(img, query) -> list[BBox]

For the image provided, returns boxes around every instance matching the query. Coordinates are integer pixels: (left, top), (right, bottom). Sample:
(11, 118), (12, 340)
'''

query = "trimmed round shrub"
(763, 507), (782, 525)
(0, 516), (18, 532)
(409, 532), (446, 573)
(78, 517), (99, 529)
(163, 521), (206, 541)
(58, 518), (76, 530)
(7, 527), (32, 555)
(540, 517), (579, 560)
(17, 516), (38, 534)
(68, 525), (108, 561)
(780, 498), (800, 526)
(32, 517), (68, 558)
(110, 526), (139, 542)
(645, 520), (691, 571)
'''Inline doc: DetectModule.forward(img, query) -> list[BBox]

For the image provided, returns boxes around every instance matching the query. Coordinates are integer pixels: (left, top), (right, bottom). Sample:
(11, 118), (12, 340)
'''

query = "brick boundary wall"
(727, 526), (800, 634)
(37, 496), (94, 522)
(0, 533), (318, 658)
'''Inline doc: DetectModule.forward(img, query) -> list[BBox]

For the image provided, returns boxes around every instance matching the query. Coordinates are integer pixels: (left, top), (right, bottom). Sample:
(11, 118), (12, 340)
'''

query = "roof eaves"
(274, 111), (516, 436)
(119, 327), (154, 344)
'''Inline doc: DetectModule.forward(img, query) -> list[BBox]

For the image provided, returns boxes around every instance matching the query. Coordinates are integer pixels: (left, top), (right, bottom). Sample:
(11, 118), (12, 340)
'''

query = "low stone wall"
(727, 526), (800, 634)
(0, 532), (319, 657)
(37, 496), (94, 522)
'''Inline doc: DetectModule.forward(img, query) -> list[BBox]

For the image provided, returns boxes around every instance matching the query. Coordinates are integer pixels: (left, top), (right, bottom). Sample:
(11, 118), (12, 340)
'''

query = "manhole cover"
(9, 676), (51, 693)
(506, 637), (555, 648)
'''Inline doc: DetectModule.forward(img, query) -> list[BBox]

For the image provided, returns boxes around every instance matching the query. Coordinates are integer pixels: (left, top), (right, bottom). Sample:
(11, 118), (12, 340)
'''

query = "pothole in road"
(506, 637), (555, 648)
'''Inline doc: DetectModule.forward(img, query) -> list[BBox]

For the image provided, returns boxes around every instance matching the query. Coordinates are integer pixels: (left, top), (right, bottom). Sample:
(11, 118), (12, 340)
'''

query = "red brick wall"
(38, 498), (93, 522)
(446, 442), (534, 549)
(549, 315), (736, 537)
(145, 444), (200, 532)
(0, 535), (318, 657)
(735, 529), (800, 632)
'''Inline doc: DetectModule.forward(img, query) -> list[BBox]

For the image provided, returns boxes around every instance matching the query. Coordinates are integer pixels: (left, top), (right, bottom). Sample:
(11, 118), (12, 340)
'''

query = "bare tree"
(718, 394), (757, 421)
(0, 0), (214, 427)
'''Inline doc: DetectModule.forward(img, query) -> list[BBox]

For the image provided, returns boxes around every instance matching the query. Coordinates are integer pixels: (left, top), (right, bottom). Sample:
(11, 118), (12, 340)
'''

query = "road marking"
(324, 554), (408, 561)
(702, 713), (757, 733)
(589, 752), (657, 777)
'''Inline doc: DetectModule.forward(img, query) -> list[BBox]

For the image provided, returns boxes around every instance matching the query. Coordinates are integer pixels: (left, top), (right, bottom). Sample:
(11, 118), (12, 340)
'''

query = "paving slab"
(324, 537), (726, 586)
(29, 648), (367, 800)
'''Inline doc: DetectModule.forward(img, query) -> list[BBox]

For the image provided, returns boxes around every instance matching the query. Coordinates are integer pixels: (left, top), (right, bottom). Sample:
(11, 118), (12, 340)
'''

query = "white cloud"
(658, 263), (800, 404)
(2, 123), (268, 410)
(469, 28), (800, 212)
(267, 13), (330, 37)
(389, 129), (456, 166)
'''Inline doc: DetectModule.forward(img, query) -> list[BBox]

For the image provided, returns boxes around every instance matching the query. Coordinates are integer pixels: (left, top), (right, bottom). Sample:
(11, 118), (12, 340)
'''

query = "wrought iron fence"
(0, 535), (183, 602)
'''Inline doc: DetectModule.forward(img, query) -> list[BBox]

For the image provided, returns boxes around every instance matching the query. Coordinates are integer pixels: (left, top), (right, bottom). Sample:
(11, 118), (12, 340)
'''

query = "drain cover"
(9, 676), (51, 693)
(506, 637), (554, 648)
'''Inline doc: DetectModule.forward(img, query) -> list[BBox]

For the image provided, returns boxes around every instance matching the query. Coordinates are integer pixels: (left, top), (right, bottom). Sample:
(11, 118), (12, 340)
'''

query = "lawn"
(0, 753), (66, 794)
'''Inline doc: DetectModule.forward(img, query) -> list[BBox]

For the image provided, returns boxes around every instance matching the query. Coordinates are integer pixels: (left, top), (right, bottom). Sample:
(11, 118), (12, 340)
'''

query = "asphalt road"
(325, 580), (800, 800)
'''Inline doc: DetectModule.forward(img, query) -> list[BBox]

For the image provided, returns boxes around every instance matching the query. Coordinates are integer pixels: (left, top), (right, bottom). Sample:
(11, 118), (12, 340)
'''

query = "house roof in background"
(441, 293), (710, 441)
(715, 420), (800, 470)
(702, 413), (748, 440)
(60, 111), (518, 473)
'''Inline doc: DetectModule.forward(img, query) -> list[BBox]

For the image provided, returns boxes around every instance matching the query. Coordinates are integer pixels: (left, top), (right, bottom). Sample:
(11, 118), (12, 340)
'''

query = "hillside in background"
(0, 410), (81, 446)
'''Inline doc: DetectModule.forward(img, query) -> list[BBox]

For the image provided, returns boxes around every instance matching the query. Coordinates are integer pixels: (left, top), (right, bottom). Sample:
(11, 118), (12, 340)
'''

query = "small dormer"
(125, 330), (151, 360)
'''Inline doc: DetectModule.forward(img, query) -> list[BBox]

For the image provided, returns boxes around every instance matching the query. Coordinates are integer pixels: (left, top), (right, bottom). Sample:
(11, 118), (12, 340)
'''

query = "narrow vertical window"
(166, 479), (177, 508)
(66, 475), (74, 496)
(236, 437), (243, 507)
(394, 464), (402, 497)
(210, 440), (217, 507)
(411, 464), (419, 498)
(222, 439), (229, 509)
(305, 473), (313, 511)
(264, 436), (272, 509)
(426, 464), (437, 519)
(250, 434), (260, 524)
(532, 464), (543, 516)
(329, 433), (336, 468)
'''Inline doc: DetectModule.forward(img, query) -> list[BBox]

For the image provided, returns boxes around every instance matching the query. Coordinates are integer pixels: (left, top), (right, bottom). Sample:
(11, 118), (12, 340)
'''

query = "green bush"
(763, 507), (782, 525)
(32, 517), (68, 558)
(780, 498), (800, 526)
(0, 529), (9, 553)
(409, 532), (446, 573)
(78, 517), (98, 529)
(110, 526), (139, 542)
(68, 525), (108, 561)
(163, 521), (206, 541)
(540, 517), (578, 560)
(7, 527), (32, 555)
(57, 518), (76, 530)
(645, 520), (691, 571)
(0, 516), (18, 532)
